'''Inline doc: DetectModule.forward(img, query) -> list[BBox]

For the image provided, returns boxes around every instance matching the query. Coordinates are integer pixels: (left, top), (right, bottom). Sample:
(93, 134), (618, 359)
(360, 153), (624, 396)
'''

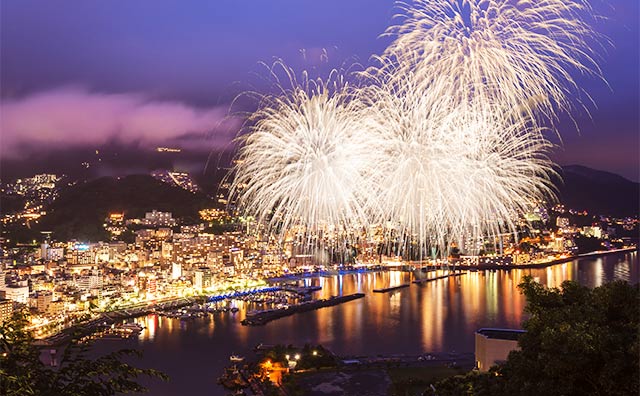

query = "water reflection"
(102, 252), (637, 396)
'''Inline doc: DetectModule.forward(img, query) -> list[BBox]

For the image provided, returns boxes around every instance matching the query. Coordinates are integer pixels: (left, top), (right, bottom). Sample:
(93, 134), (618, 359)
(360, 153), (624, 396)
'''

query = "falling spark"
(362, 81), (557, 254)
(376, 0), (603, 127)
(231, 0), (604, 259)
(231, 63), (377, 241)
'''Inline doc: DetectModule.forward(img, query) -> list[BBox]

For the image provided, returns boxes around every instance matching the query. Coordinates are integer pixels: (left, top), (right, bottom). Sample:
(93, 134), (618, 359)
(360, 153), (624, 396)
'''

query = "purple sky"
(1, 0), (638, 181)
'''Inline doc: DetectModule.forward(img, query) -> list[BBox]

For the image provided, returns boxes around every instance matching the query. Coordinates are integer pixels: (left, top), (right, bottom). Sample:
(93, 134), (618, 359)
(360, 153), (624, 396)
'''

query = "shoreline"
(454, 247), (637, 271)
(266, 247), (638, 279)
(34, 247), (636, 345)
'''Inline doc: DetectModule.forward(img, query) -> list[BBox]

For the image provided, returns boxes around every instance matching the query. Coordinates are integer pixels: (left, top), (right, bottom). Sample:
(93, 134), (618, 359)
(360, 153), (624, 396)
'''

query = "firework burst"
(230, 0), (603, 259)
(377, 0), (602, 126)
(361, 80), (557, 255)
(231, 64), (377, 241)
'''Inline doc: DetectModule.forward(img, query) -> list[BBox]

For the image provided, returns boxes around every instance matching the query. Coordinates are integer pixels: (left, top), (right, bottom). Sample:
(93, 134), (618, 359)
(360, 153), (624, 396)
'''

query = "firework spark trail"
(376, 0), (602, 127)
(361, 80), (558, 255)
(231, 0), (603, 258)
(231, 63), (378, 242)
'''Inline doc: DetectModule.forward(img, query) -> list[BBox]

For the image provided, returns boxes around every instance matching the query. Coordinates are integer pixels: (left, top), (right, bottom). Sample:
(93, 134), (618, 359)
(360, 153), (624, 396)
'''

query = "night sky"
(1, 0), (638, 181)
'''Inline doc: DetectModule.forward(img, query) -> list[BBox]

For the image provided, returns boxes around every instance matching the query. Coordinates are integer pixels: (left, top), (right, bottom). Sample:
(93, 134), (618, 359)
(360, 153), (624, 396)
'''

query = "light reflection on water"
(95, 251), (637, 396)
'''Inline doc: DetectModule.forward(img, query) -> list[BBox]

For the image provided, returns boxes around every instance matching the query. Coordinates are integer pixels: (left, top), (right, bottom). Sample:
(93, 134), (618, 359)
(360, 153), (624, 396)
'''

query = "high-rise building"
(193, 268), (212, 290)
(172, 262), (182, 280)
(36, 291), (53, 313)
(0, 299), (13, 324)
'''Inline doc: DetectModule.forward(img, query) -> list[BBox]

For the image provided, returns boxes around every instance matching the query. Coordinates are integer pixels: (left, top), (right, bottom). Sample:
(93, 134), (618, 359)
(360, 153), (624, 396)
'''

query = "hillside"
(24, 166), (640, 242)
(40, 175), (217, 241)
(557, 165), (639, 217)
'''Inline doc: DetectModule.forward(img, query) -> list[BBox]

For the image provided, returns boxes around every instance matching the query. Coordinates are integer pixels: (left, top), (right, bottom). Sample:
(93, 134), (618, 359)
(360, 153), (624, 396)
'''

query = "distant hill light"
(156, 147), (181, 153)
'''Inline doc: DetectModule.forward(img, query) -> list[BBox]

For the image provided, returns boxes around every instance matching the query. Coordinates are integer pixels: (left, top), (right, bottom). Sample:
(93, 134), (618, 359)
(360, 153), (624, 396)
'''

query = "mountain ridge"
(556, 165), (638, 217)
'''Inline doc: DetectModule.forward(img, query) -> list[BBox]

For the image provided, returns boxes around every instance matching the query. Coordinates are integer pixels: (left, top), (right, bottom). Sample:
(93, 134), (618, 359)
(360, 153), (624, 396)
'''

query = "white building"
(3, 285), (29, 304)
(142, 210), (177, 227)
(171, 262), (182, 280)
(193, 268), (212, 290)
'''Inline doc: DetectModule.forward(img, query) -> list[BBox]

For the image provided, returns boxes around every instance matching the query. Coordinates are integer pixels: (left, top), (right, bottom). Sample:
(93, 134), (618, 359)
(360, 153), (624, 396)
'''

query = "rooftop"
(476, 328), (525, 341)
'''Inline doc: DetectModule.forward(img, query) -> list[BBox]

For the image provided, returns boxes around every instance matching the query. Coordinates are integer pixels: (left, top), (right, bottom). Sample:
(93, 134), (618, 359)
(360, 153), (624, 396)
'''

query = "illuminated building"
(230, 248), (248, 272)
(109, 213), (124, 223)
(142, 210), (177, 227)
(0, 299), (13, 324)
(67, 243), (95, 265)
(3, 284), (29, 304)
(171, 262), (182, 280)
(199, 208), (229, 222)
(41, 243), (65, 261)
(193, 268), (212, 290)
(556, 217), (570, 229)
(513, 252), (531, 265)
(582, 226), (603, 239)
(36, 291), (53, 313)
(162, 242), (174, 260)
(146, 276), (157, 295)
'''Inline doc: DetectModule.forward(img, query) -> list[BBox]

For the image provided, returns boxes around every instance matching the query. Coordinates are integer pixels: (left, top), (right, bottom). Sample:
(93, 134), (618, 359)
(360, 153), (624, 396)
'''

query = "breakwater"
(241, 293), (365, 326)
(412, 272), (466, 284)
(373, 284), (411, 293)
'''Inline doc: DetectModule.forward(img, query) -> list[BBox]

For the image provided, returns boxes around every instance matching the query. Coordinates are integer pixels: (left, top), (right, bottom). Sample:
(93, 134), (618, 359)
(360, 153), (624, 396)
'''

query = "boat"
(229, 354), (245, 362)
(119, 323), (144, 331)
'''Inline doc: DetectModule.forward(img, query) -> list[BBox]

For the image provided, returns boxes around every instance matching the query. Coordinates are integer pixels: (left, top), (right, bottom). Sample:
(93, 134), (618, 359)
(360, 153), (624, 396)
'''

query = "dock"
(281, 285), (322, 295)
(412, 272), (466, 284)
(241, 293), (365, 326)
(372, 284), (411, 293)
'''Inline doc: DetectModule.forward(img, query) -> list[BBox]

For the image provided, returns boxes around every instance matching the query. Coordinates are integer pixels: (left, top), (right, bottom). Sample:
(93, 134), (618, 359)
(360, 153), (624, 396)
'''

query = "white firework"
(230, 0), (603, 259)
(362, 81), (557, 255)
(377, 0), (603, 126)
(231, 65), (377, 241)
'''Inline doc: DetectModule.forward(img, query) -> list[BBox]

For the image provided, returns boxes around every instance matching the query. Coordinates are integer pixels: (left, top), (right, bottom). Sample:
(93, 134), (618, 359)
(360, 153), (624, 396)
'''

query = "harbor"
(82, 251), (637, 396)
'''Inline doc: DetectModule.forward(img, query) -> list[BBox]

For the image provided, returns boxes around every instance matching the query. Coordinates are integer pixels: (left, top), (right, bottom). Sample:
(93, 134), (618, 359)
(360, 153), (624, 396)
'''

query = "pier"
(241, 293), (365, 326)
(412, 272), (466, 284)
(372, 284), (411, 293)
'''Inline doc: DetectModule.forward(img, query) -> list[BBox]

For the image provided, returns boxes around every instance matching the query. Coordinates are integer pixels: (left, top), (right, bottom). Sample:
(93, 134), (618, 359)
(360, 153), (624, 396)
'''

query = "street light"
(294, 354), (300, 360)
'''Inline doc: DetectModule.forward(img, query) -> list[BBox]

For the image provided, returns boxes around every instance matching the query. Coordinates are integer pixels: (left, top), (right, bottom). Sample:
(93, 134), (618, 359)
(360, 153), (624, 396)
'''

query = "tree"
(518, 241), (532, 253)
(422, 370), (502, 396)
(573, 235), (604, 254)
(426, 277), (639, 396)
(500, 276), (639, 396)
(0, 310), (167, 396)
